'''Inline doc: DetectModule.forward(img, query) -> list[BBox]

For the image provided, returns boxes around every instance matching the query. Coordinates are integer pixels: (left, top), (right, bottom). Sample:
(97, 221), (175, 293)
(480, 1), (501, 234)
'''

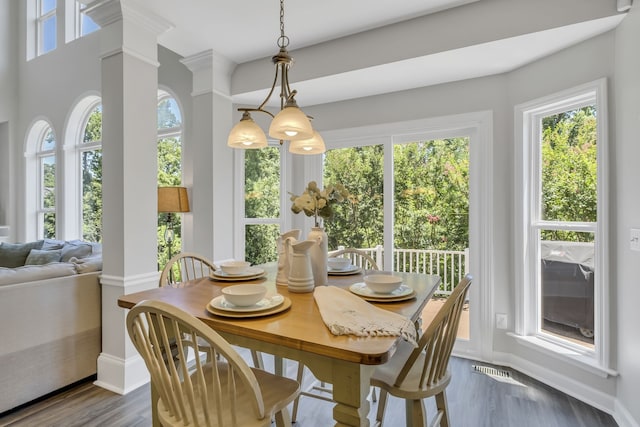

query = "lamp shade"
(268, 105), (314, 141)
(158, 187), (190, 213)
(289, 130), (326, 155)
(227, 112), (268, 149)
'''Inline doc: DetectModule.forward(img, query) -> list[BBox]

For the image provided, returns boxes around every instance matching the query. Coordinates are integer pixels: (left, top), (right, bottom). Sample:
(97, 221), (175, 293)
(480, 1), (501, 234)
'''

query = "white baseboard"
(94, 352), (149, 395)
(491, 350), (616, 415)
(614, 399), (640, 427)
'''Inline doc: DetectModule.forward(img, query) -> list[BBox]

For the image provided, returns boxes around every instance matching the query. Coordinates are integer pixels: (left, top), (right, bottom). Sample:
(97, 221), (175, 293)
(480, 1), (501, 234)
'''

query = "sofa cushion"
(25, 249), (63, 265)
(70, 255), (103, 274)
(60, 241), (93, 262)
(0, 241), (45, 268)
(0, 262), (77, 286)
(42, 238), (65, 250)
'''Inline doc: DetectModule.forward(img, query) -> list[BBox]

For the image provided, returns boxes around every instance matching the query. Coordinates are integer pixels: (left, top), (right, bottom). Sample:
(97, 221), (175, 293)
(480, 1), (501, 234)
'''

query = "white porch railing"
(340, 245), (469, 295)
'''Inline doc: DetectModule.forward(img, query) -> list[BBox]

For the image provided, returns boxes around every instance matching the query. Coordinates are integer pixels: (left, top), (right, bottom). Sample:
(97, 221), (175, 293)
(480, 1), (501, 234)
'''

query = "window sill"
(508, 332), (617, 378)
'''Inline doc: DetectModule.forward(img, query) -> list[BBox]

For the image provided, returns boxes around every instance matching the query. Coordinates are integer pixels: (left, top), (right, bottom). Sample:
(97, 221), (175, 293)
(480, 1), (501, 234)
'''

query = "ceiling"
(128, 0), (627, 106)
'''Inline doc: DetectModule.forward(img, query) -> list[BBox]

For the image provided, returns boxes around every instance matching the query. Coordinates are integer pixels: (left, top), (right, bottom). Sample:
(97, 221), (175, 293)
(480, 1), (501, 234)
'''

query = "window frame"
(36, 124), (57, 239)
(77, 101), (103, 242)
(234, 141), (290, 263)
(36, 0), (57, 56)
(514, 78), (612, 375)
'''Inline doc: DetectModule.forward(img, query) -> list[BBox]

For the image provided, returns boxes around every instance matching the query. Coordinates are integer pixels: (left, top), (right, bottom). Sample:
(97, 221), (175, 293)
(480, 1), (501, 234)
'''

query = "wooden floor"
(0, 353), (617, 427)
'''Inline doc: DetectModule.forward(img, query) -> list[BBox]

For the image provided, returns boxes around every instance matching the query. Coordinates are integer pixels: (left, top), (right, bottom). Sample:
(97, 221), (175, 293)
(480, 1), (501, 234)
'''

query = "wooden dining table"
(117, 264), (440, 427)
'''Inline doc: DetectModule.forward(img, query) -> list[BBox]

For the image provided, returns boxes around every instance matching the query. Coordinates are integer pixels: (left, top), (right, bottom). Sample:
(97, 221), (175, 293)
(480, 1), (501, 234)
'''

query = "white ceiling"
(144, 0), (480, 62)
(128, 0), (626, 106)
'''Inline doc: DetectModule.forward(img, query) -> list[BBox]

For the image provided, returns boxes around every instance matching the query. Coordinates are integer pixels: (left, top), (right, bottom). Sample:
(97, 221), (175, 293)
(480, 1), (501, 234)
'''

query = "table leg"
(330, 361), (375, 427)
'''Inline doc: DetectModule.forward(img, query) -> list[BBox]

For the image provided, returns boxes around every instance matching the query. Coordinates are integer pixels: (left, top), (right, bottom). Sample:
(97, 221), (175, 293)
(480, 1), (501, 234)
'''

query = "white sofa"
(0, 240), (102, 413)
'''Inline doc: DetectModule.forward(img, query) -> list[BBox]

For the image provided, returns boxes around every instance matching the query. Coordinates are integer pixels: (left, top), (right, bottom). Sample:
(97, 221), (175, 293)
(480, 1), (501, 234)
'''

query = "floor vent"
(472, 365), (525, 387)
(472, 365), (511, 378)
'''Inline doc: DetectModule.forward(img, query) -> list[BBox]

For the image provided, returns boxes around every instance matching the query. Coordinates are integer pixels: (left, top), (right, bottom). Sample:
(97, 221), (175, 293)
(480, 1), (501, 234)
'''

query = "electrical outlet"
(631, 228), (640, 252)
(496, 313), (508, 330)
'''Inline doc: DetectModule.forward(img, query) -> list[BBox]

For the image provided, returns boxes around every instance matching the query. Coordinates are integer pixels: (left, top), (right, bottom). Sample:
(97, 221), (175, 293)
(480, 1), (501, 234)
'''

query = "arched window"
(157, 90), (184, 266)
(78, 102), (102, 242)
(36, 122), (56, 238)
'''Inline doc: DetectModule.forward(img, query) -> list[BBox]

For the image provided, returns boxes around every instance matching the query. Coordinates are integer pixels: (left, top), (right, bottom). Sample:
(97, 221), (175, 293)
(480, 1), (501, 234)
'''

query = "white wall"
(613, 5), (640, 426)
(0, 0), (18, 229)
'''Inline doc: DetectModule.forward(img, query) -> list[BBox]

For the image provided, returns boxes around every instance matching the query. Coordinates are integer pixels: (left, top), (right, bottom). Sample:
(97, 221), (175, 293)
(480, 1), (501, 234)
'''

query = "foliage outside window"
(157, 94), (183, 269)
(244, 147), (281, 265)
(37, 0), (56, 55)
(80, 104), (103, 242)
(38, 125), (56, 239)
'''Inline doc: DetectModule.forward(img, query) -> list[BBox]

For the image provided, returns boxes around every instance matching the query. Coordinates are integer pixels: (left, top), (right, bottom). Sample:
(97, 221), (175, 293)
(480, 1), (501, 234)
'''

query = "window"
(79, 103), (103, 242)
(515, 79), (610, 371)
(37, 124), (56, 239)
(37, 0), (56, 55)
(157, 91), (184, 266)
(75, 0), (99, 38)
(241, 146), (285, 265)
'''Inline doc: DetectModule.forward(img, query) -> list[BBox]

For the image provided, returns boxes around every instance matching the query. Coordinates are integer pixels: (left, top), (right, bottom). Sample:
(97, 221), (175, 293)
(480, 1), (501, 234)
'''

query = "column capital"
(180, 49), (236, 98)
(85, 0), (173, 66)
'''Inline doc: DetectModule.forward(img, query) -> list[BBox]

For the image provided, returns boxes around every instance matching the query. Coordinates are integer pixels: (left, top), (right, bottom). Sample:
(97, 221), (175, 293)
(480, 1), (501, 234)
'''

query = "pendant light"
(227, 0), (325, 154)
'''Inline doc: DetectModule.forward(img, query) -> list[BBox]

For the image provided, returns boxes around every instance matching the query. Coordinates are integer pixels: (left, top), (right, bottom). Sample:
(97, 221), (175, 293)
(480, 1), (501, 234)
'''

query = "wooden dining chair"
(159, 252), (264, 369)
(159, 252), (217, 287)
(370, 274), (472, 427)
(126, 300), (300, 427)
(291, 247), (381, 422)
(329, 247), (380, 271)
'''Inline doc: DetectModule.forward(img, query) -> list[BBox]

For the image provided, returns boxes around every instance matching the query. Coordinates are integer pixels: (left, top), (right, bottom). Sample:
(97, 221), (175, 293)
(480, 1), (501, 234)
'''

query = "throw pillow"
(42, 238), (65, 250)
(0, 240), (45, 268)
(60, 241), (93, 262)
(25, 248), (63, 265)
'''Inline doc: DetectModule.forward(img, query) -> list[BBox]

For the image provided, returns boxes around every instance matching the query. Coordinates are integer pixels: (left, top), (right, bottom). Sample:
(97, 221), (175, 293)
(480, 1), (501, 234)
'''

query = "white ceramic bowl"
(220, 260), (251, 275)
(221, 284), (267, 307)
(328, 257), (352, 271)
(363, 274), (403, 294)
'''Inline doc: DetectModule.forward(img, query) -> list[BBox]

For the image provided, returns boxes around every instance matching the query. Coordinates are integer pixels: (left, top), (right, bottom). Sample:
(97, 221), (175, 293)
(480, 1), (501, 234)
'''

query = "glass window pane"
(83, 105), (102, 143)
(42, 0), (56, 14)
(82, 149), (103, 242)
(245, 224), (279, 265)
(245, 147), (280, 218)
(157, 98), (182, 129)
(42, 16), (56, 53)
(540, 232), (594, 347)
(41, 127), (55, 151)
(81, 14), (99, 36)
(43, 212), (56, 239)
(158, 136), (182, 186)
(540, 106), (597, 222)
(41, 155), (56, 208)
(323, 145), (383, 251)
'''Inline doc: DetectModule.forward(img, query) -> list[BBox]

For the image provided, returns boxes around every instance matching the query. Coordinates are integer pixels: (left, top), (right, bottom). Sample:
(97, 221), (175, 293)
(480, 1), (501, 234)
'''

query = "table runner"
(314, 286), (417, 346)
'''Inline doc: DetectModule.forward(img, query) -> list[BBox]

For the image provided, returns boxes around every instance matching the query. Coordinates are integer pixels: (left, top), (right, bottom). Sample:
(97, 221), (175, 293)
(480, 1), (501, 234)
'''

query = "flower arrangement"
(290, 181), (351, 227)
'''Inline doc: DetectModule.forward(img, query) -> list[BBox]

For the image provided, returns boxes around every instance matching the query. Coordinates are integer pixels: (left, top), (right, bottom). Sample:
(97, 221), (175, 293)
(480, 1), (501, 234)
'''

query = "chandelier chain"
(278, 0), (289, 48)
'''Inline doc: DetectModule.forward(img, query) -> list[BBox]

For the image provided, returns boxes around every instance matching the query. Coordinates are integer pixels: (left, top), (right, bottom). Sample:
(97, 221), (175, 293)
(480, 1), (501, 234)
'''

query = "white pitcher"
(287, 239), (315, 293)
(276, 229), (301, 285)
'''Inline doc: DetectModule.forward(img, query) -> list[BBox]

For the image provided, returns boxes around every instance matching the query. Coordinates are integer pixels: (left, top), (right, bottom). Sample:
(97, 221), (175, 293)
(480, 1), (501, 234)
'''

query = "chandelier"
(226, 0), (325, 155)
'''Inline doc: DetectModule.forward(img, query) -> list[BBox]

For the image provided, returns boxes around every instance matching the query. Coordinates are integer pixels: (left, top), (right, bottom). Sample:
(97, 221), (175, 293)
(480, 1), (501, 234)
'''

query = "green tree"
(82, 106), (103, 242)
(541, 106), (597, 242)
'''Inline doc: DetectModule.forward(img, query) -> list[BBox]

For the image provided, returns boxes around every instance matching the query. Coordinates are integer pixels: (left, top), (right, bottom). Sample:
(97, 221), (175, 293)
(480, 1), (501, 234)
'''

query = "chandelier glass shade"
(226, 0), (325, 155)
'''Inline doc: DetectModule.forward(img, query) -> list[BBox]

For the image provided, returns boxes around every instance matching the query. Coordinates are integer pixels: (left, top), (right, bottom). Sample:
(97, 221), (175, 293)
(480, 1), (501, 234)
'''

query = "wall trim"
(492, 350), (616, 416)
(94, 352), (149, 395)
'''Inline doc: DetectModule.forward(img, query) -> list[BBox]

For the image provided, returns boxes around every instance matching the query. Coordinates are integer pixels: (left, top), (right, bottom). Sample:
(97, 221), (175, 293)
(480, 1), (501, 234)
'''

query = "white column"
(85, 0), (172, 394)
(180, 50), (236, 262)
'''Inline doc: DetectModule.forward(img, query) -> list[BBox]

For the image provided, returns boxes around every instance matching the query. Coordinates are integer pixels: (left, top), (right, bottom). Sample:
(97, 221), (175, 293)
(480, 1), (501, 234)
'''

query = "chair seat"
(158, 362), (299, 427)
(371, 340), (451, 400)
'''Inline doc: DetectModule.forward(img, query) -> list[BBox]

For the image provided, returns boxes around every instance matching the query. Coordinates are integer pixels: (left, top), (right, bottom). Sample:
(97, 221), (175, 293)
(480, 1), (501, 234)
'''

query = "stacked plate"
(349, 282), (416, 302)
(206, 294), (291, 318)
(210, 266), (266, 282)
(327, 265), (362, 276)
